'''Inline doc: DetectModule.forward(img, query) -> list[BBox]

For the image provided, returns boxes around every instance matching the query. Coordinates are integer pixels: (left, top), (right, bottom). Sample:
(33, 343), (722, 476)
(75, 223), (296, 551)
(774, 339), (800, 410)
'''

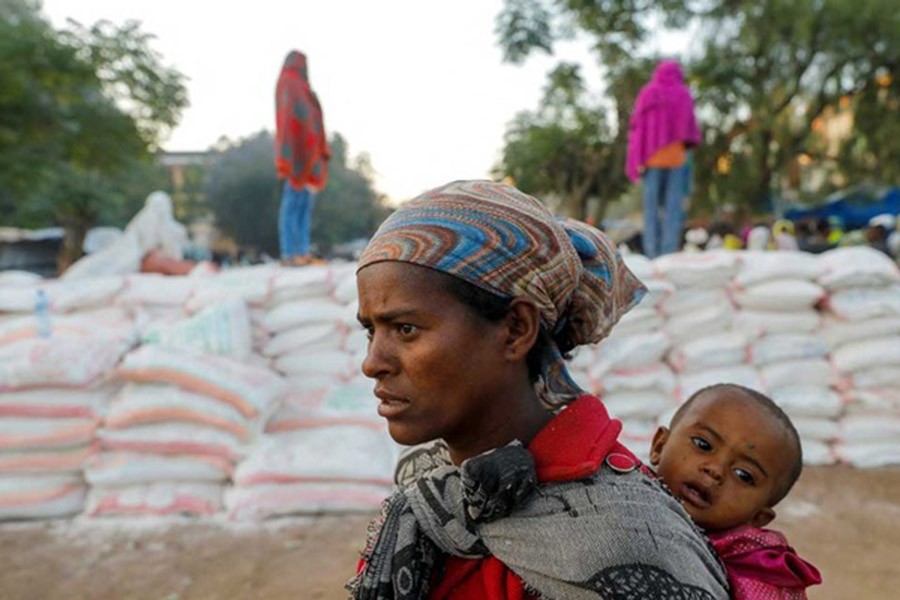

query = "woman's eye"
(397, 323), (417, 336)
(691, 437), (712, 452)
(733, 468), (756, 485)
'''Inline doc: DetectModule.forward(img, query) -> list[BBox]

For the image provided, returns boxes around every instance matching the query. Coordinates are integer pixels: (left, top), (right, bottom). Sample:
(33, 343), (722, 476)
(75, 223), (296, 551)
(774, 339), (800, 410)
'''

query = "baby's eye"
(691, 436), (712, 452)
(733, 468), (756, 485)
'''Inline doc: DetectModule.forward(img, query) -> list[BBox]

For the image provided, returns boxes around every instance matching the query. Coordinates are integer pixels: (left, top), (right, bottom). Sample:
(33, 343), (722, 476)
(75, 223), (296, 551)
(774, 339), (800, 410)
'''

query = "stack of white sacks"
(227, 263), (397, 520)
(730, 252), (836, 464)
(86, 299), (287, 517)
(818, 247), (900, 467)
(0, 271), (134, 519)
(2, 244), (900, 522)
(579, 254), (676, 461)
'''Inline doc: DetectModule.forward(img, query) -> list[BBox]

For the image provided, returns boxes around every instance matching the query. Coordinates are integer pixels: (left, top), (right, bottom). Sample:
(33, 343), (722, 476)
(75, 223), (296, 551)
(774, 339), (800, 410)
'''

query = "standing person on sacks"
(627, 60), (702, 258)
(348, 180), (729, 599)
(274, 50), (330, 266)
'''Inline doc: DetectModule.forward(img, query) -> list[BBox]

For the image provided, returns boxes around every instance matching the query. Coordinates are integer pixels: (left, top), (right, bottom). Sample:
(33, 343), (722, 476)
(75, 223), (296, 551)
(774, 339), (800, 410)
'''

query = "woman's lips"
(374, 390), (410, 419)
(679, 482), (712, 509)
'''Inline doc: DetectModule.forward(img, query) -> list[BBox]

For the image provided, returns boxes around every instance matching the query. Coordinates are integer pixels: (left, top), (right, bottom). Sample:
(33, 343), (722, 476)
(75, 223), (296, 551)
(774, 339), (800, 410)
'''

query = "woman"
(627, 60), (701, 259)
(348, 180), (729, 599)
(274, 50), (330, 266)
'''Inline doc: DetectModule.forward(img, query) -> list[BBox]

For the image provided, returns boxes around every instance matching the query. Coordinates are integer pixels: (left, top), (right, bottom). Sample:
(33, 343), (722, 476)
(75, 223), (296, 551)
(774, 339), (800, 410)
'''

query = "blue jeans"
(279, 182), (315, 259)
(641, 165), (688, 258)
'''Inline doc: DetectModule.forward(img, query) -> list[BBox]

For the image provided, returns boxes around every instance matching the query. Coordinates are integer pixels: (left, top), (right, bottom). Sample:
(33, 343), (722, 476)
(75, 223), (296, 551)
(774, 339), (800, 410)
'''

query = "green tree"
(496, 0), (900, 214)
(0, 0), (187, 269)
(494, 63), (626, 222)
(206, 131), (390, 258)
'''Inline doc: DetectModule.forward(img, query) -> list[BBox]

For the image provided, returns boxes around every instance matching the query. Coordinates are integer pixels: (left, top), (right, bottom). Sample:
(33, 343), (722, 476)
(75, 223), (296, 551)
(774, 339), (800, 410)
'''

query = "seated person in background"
(866, 214), (896, 257)
(650, 384), (822, 599)
(772, 219), (799, 251)
(706, 221), (743, 250)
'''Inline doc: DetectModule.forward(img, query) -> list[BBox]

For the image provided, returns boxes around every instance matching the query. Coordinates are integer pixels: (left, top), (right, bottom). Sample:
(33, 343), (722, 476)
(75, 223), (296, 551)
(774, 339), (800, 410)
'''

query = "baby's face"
(650, 390), (794, 531)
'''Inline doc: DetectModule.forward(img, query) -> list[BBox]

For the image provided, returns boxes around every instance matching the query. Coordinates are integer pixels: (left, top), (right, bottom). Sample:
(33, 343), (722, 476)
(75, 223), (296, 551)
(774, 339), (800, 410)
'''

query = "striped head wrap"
(358, 180), (646, 405)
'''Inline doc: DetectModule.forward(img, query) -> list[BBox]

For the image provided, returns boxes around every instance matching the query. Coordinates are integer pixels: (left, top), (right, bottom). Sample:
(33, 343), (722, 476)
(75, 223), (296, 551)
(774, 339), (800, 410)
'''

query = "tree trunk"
(57, 223), (87, 276)
(755, 130), (774, 213)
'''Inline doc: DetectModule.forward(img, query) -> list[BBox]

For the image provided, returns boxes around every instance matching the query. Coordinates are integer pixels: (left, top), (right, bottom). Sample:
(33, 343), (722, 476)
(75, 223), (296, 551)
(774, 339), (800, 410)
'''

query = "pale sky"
(41, 1), (682, 203)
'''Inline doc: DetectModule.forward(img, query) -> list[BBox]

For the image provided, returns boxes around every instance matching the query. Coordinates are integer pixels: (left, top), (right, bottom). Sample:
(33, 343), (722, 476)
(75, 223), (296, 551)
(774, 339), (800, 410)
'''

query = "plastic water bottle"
(35, 289), (52, 339)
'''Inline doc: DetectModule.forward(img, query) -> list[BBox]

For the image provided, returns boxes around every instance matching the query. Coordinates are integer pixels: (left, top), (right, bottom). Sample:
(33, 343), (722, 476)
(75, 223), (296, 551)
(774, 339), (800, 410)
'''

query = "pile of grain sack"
(0, 264), (395, 521)
(0, 246), (898, 521)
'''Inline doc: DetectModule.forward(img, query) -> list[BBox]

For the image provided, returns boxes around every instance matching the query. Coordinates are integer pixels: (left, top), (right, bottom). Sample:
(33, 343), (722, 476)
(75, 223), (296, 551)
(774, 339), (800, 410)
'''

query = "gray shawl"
(348, 441), (728, 599)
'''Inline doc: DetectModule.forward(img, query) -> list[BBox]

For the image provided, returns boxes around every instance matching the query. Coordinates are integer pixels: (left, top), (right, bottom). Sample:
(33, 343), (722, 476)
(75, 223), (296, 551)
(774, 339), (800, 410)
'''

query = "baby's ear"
(751, 506), (776, 528)
(649, 426), (670, 466)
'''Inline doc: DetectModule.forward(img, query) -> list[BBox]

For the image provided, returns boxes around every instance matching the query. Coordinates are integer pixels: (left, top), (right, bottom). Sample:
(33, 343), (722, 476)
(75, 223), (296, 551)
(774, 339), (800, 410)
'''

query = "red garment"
(708, 525), (822, 600)
(427, 395), (636, 599)
(275, 51), (329, 191)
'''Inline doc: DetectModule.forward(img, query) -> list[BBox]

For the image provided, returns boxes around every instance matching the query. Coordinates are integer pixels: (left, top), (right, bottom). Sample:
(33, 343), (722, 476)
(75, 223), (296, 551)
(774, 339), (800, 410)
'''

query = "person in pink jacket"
(650, 383), (823, 599)
(627, 60), (702, 258)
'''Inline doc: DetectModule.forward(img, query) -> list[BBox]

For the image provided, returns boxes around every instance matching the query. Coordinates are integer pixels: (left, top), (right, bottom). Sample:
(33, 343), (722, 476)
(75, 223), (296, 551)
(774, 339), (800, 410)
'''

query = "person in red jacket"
(274, 50), (330, 266)
(650, 384), (822, 599)
(348, 180), (730, 599)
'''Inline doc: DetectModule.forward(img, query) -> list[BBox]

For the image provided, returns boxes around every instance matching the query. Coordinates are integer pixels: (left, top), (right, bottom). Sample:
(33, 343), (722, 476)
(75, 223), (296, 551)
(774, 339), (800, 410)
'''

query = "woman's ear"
(502, 298), (541, 361)
(649, 426), (670, 466)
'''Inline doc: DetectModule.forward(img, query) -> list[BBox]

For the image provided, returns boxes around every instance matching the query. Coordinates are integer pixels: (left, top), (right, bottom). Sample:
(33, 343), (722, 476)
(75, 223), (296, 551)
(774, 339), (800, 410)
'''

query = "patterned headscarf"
(357, 180), (647, 405)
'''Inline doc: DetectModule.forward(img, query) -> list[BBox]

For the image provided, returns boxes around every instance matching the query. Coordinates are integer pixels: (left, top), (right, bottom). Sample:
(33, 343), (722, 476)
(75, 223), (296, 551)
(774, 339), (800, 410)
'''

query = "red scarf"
(275, 51), (330, 191)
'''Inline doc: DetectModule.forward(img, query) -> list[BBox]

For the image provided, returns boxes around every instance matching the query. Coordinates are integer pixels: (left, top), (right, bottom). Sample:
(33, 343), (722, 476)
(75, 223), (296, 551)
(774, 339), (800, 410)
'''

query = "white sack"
(820, 316), (900, 349)
(749, 334), (827, 366)
(678, 366), (763, 403)
(0, 334), (132, 390)
(735, 251), (824, 287)
(234, 426), (395, 487)
(599, 365), (677, 395)
(668, 332), (748, 374)
(0, 476), (85, 520)
(731, 309), (821, 337)
(600, 390), (674, 421)
(86, 481), (223, 517)
(817, 246), (900, 290)
(118, 345), (287, 419)
(761, 358), (835, 391)
(85, 452), (232, 486)
(731, 279), (825, 311)
(660, 289), (731, 318)
(771, 385), (843, 419)
(589, 331), (670, 378)
(653, 251), (738, 288)
(141, 298), (252, 360)
(225, 482), (390, 520)
(665, 303), (734, 344)
(826, 286), (900, 321)
(832, 336), (900, 374)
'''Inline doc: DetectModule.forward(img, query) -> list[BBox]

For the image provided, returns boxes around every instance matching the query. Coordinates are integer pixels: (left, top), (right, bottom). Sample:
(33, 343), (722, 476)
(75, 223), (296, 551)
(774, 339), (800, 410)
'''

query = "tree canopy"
(496, 0), (900, 216)
(205, 131), (390, 258)
(0, 0), (187, 268)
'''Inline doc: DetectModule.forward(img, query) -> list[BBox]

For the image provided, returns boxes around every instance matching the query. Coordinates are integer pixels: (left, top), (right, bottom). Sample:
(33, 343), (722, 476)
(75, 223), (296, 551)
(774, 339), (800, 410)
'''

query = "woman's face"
(356, 262), (510, 448)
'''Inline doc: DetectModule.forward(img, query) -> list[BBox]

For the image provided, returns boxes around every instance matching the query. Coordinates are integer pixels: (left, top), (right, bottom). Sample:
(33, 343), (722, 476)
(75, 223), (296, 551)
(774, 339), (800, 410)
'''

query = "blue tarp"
(784, 186), (900, 229)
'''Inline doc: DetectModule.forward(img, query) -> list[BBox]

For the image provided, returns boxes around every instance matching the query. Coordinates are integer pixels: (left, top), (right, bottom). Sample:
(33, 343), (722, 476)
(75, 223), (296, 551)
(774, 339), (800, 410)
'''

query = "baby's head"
(649, 383), (802, 532)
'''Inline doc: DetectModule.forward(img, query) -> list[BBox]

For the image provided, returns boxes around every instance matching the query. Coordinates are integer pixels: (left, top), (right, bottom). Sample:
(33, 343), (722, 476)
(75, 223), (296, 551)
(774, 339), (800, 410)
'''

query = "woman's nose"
(361, 332), (392, 379)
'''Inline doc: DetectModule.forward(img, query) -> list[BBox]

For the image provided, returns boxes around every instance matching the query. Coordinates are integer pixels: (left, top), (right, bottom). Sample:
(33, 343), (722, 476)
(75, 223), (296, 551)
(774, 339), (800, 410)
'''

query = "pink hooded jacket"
(626, 61), (702, 182)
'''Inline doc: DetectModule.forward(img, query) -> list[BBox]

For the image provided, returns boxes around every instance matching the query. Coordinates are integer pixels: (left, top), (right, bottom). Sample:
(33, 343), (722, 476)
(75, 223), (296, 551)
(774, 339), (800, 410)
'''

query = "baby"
(650, 383), (822, 599)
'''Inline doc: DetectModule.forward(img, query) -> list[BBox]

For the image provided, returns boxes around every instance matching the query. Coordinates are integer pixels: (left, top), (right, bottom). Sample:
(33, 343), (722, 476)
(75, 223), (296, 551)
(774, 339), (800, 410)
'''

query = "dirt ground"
(1, 466), (897, 600)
